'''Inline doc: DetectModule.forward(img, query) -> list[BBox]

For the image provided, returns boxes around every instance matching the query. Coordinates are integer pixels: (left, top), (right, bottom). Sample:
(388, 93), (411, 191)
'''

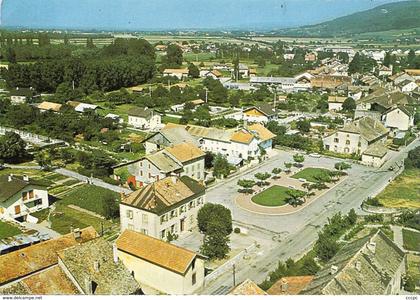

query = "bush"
(234, 227), (241, 234)
(364, 214), (384, 223)
(364, 197), (383, 207)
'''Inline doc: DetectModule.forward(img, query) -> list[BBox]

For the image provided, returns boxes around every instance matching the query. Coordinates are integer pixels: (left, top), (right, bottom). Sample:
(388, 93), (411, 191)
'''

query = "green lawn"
(251, 185), (293, 207)
(60, 185), (119, 217)
(403, 229), (420, 252)
(292, 168), (332, 183)
(407, 254), (420, 292)
(31, 209), (50, 223)
(377, 169), (420, 209)
(50, 203), (114, 235)
(162, 115), (182, 124)
(0, 221), (22, 239)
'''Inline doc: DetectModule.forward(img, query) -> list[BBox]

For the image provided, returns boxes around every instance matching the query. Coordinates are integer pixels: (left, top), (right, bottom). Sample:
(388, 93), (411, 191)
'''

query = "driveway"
(54, 168), (131, 194)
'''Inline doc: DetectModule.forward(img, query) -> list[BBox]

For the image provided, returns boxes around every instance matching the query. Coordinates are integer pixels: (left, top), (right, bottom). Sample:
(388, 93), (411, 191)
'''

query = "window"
(192, 258), (196, 270)
(334, 138), (339, 143)
(141, 229), (148, 235)
(160, 214), (168, 224)
(29, 190), (34, 199)
(126, 210), (133, 220)
(142, 214), (148, 225)
(346, 140), (350, 145)
(192, 273), (197, 285)
(128, 224), (134, 230)
(161, 230), (166, 239)
(22, 192), (28, 201)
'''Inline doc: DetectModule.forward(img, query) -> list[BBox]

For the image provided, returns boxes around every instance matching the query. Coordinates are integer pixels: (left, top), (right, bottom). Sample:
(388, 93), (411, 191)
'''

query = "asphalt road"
(201, 138), (420, 294)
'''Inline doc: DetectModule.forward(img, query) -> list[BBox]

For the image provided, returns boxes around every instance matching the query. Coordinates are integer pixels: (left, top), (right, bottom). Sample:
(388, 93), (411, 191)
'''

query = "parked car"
(309, 153), (321, 158)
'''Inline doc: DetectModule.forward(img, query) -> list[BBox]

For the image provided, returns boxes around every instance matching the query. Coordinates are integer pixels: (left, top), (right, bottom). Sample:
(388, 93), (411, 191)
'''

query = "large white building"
(128, 107), (161, 130)
(0, 174), (49, 221)
(120, 176), (205, 240)
(323, 116), (389, 155)
(116, 230), (205, 295)
(126, 142), (205, 187)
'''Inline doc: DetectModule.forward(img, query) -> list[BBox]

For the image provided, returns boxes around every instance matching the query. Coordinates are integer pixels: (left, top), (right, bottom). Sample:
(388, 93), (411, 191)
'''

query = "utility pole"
(205, 88), (208, 103)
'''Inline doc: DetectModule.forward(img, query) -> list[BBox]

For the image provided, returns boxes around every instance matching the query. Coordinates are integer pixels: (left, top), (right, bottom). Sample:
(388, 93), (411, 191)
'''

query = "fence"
(0, 126), (66, 147)
(204, 241), (258, 285)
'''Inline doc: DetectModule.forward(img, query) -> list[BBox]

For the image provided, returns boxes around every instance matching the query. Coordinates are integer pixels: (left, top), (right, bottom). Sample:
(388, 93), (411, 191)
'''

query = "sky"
(0, 0), (407, 31)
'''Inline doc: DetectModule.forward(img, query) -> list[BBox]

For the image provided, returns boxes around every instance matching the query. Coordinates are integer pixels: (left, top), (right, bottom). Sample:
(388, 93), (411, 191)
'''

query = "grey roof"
(161, 127), (198, 146)
(146, 151), (183, 173)
(58, 238), (141, 295)
(185, 124), (234, 142)
(128, 107), (154, 118)
(362, 142), (388, 158)
(250, 76), (296, 85)
(0, 175), (48, 203)
(302, 230), (405, 295)
(340, 117), (389, 143)
(360, 90), (414, 110)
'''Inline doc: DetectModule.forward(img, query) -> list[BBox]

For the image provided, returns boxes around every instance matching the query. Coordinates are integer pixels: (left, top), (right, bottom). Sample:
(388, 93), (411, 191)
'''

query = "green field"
(403, 229), (420, 252)
(251, 185), (293, 207)
(407, 254), (420, 292)
(61, 185), (119, 217)
(377, 169), (420, 209)
(0, 221), (22, 239)
(50, 203), (114, 235)
(292, 168), (332, 183)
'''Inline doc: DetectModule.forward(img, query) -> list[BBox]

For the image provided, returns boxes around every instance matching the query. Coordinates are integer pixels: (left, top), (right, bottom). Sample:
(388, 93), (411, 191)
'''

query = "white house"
(128, 107), (161, 130)
(9, 88), (37, 105)
(398, 80), (418, 93)
(0, 174), (49, 221)
(361, 142), (388, 168)
(163, 68), (189, 80)
(120, 176), (205, 240)
(240, 104), (278, 123)
(116, 230), (206, 295)
(328, 96), (347, 111)
(323, 116), (389, 155)
(126, 142), (205, 187)
(377, 65), (392, 77)
(143, 126), (198, 154)
(383, 106), (415, 131)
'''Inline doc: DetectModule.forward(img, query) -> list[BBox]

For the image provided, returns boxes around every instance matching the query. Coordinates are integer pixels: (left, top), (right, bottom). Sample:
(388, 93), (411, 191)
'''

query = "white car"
(309, 153), (321, 158)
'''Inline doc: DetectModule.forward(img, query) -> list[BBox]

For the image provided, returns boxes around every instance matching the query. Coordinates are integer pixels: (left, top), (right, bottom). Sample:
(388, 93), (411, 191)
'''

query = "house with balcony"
(119, 176), (205, 240)
(0, 174), (49, 222)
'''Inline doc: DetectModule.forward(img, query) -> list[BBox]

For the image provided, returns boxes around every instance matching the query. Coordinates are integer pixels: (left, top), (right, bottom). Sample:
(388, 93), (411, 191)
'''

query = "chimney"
(330, 265), (338, 275)
(93, 261), (100, 272)
(84, 277), (93, 295)
(367, 241), (376, 254)
(355, 260), (362, 272)
(73, 228), (81, 239)
(113, 243), (119, 264)
(281, 279), (289, 292)
(23, 175), (29, 182)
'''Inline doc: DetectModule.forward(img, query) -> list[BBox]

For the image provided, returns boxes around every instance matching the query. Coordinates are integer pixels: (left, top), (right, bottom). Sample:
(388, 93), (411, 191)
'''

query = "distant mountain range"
(275, 0), (420, 37)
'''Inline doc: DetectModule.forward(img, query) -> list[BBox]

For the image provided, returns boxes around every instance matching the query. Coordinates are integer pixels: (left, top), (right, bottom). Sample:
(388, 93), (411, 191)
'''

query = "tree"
(383, 51), (391, 67)
(296, 119), (311, 133)
(286, 190), (307, 207)
(237, 179), (256, 194)
(347, 208), (357, 226)
(293, 154), (305, 164)
(197, 203), (232, 235)
(35, 150), (53, 170)
(272, 168), (282, 179)
(188, 63), (199, 78)
(0, 132), (27, 162)
(102, 193), (119, 219)
(86, 37), (96, 49)
(316, 234), (340, 262)
(200, 219), (230, 260)
(342, 98), (356, 112)
(165, 44), (183, 67)
(254, 172), (271, 186)
(213, 154), (232, 178)
(335, 162), (351, 171)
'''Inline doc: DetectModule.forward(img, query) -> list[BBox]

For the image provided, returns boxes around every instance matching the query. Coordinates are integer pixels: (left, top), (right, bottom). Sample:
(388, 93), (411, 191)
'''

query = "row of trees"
(3, 55), (155, 94)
